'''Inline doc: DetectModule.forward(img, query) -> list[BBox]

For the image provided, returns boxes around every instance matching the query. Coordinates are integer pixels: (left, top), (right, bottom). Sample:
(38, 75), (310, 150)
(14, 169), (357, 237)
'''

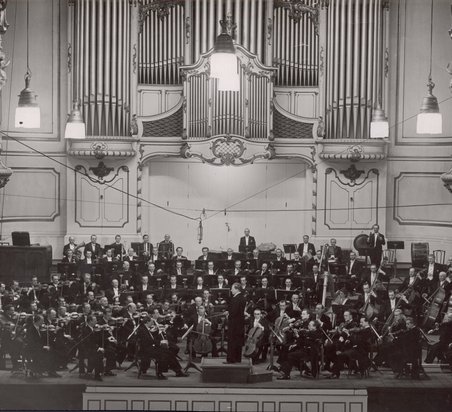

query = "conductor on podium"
(225, 283), (247, 364)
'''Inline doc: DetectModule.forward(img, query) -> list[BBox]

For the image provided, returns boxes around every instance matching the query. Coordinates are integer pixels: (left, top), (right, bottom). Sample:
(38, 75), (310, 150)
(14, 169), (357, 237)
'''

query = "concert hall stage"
(0, 360), (451, 411)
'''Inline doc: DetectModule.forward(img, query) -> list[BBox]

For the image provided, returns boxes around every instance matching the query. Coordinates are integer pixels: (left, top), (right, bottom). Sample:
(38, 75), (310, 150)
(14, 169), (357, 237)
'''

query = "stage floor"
(0, 356), (451, 411)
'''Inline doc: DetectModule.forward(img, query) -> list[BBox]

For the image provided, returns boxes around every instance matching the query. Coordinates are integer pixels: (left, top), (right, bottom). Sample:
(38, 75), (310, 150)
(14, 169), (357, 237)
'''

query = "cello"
(192, 314), (212, 355)
(244, 322), (264, 358)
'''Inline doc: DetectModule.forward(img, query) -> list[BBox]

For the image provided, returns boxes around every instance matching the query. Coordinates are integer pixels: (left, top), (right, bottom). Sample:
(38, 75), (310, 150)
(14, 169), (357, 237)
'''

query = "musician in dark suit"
(107, 234), (126, 261)
(84, 235), (102, 259)
(305, 265), (323, 304)
(79, 314), (104, 381)
(158, 234), (174, 261)
(325, 238), (343, 264)
(172, 247), (187, 261)
(367, 224), (386, 267)
(225, 283), (247, 363)
(123, 248), (138, 263)
(297, 235), (316, 259)
(246, 308), (269, 364)
(63, 236), (77, 257)
(172, 260), (187, 277)
(198, 247), (211, 261)
(422, 254), (442, 281)
(26, 315), (60, 378)
(346, 251), (363, 283)
(137, 234), (153, 261)
(239, 228), (256, 257)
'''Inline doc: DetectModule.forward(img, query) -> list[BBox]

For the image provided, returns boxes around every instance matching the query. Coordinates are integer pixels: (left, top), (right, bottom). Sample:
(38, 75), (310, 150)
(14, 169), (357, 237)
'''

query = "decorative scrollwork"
(267, 18), (273, 45)
(340, 164), (364, 182)
(347, 145), (364, 162)
(132, 43), (137, 74)
(326, 166), (378, 187)
(91, 142), (109, 160)
(319, 46), (324, 77)
(67, 43), (72, 73)
(185, 16), (190, 44)
(275, 0), (321, 36)
(212, 136), (246, 165)
(138, 0), (184, 33)
(76, 163), (129, 185)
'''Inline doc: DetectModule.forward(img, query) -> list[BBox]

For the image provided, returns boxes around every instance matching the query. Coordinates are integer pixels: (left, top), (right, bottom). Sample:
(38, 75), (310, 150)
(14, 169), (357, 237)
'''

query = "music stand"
(387, 241), (404, 279)
(283, 244), (296, 260)
(210, 288), (231, 303)
(182, 326), (202, 373)
(275, 289), (295, 302)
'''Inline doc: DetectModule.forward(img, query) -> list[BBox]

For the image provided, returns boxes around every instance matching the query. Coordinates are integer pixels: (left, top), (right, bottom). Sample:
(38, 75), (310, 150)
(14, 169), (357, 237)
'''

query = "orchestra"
(0, 230), (451, 383)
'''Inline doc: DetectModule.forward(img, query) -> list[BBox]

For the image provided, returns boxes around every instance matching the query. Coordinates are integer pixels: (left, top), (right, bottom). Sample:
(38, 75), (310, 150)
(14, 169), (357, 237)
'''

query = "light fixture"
(210, 19), (239, 87)
(64, 101), (86, 139)
(218, 67), (240, 91)
(15, 0), (40, 129)
(416, 0), (442, 135)
(370, 104), (389, 138)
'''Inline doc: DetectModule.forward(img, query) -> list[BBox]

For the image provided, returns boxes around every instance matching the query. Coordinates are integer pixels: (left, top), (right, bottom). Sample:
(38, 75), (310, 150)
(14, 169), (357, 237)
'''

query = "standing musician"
(136, 315), (188, 379)
(330, 316), (373, 378)
(325, 238), (343, 264)
(297, 235), (316, 274)
(84, 235), (102, 259)
(346, 251), (363, 290)
(225, 283), (246, 363)
(78, 314), (104, 381)
(63, 236), (77, 257)
(305, 265), (323, 304)
(367, 224), (386, 267)
(0, 305), (21, 370)
(277, 319), (323, 379)
(108, 235), (126, 261)
(158, 234), (174, 261)
(138, 234), (153, 261)
(26, 314), (61, 378)
(239, 228), (256, 258)
(97, 307), (118, 376)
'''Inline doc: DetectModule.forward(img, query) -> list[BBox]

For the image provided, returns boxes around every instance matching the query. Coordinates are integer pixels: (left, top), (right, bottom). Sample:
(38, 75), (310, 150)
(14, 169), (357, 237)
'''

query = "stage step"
(422, 363), (451, 373)
(201, 358), (252, 383)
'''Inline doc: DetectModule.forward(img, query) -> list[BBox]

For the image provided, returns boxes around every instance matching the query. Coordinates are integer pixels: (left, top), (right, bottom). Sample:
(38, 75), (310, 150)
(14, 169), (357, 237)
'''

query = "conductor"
(225, 283), (247, 364)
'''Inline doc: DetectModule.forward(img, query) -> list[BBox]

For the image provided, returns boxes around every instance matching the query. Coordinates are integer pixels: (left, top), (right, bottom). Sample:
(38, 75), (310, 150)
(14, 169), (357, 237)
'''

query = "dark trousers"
(227, 333), (243, 363)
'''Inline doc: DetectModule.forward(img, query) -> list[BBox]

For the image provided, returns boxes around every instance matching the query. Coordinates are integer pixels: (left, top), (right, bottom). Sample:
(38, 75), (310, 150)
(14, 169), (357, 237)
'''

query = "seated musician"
(101, 248), (116, 264)
(81, 250), (96, 266)
(255, 262), (271, 278)
(105, 278), (121, 304)
(172, 246), (187, 261)
(239, 275), (252, 299)
(108, 234), (126, 261)
(323, 310), (357, 372)
(26, 314), (61, 378)
(97, 307), (118, 377)
(245, 308), (269, 364)
(158, 234), (174, 261)
(391, 316), (423, 379)
(312, 250), (326, 271)
(117, 302), (139, 365)
(225, 248), (236, 261)
(143, 293), (156, 313)
(76, 273), (99, 305)
(254, 276), (274, 312)
(314, 304), (333, 332)
(84, 235), (102, 260)
(380, 289), (410, 321)
(286, 263), (300, 278)
(283, 278), (297, 292)
(136, 315), (188, 379)
(202, 290), (214, 313)
(194, 276), (207, 291)
(166, 274), (180, 291)
(213, 274), (229, 290)
(330, 316), (373, 378)
(113, 261), (132, 289)
(292, 251), (304, 273)
(198, 247), (210, 261)
(239, 228), (256, 258)
(138, 234), (153, 261)
(228, 260), (245, 278)
(278, 319), (323, 379)
(172, 260), (187, 277)
(286, 293), (302, 319)
(62, 249), (77, 264)
(0, 305), (21, 370)
(137, 275), (153, 302)
(361, 263), (389, 286)
(305, 265), (322, 304)
(205, 261), (217, 276)
(297, 235), (316, 262)
(326, 238), (342, 264)
(425, 313), (452, 363)
(123, 248), (138, 262)
(271, 248), (287, 274)
(185, 304), (217, 358)
(422, 254), (442, 281)
(424, 271), (452, 302)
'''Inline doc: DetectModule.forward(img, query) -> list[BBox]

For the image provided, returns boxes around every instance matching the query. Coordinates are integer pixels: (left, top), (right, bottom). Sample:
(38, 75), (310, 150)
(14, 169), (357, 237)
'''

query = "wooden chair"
(433, 250), (446, 265)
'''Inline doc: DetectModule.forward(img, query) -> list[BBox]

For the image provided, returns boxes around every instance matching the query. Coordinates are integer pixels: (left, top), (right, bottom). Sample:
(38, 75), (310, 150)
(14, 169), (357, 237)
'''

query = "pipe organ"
(67, 0), (389, 140)
(69, 0), (132, 137)
(324, 0), (388, 139)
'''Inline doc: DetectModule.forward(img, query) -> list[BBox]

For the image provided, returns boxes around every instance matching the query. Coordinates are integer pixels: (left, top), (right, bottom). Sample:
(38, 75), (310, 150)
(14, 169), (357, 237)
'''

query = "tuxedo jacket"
(84, 242), (102, 258)
(367, 233), (386, 251)
(63, 243), (77, 257)
(346, 259), (364, 278)
(239, 236), (256, 253)
(137, 242), (153, 258)
(297, 242), (316, 257)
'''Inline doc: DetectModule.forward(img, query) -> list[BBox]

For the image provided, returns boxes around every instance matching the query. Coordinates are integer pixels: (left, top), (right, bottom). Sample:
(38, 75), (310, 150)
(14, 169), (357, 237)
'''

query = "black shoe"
(223, 361), (235, 364)
(277, 374), (290, 380)
(157, 374), (167, 380)
(48, 372), (62, 378)
(104, 371), (116, 377)
(94, 375), (103, 381)
(175, 371), (189, 377)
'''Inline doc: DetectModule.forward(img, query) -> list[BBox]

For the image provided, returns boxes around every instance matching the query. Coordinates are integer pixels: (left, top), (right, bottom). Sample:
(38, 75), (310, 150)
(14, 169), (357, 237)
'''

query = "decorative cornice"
(317, 138), (388, 162)
(67, 138), (137, 159)
(180, 135), (275, 166)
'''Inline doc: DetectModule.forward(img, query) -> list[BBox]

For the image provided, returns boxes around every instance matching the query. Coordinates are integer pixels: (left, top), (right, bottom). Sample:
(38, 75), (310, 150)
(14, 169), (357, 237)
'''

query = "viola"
(244, 322), (264, 357)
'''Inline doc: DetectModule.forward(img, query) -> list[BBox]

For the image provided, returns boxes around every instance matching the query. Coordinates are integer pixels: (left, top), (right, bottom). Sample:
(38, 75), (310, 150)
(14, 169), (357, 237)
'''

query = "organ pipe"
(324, 0), (388, 139)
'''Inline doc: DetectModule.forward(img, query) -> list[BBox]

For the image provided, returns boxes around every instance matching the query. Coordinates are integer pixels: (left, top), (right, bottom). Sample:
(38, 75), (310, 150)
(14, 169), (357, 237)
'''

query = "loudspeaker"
(12, 231), (30, 246)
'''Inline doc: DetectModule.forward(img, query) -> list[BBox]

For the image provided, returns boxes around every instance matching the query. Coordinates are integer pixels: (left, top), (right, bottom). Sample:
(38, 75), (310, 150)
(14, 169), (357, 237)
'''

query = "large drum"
(353, 234), (369, 256)
(411, 242), (429, 268)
